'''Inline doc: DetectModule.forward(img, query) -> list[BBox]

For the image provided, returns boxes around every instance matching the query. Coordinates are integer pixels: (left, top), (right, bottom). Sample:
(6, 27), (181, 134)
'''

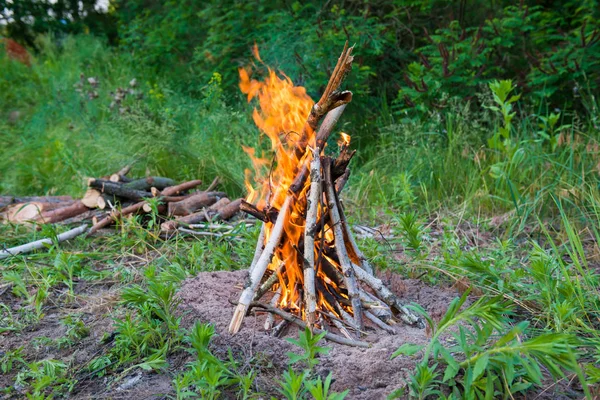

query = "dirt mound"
(178, 270), (459, 399)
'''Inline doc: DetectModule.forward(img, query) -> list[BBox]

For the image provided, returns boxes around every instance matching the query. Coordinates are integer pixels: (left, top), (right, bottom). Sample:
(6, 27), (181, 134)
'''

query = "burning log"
(228, 43), (422, 342)
(303, 148), (321, 327)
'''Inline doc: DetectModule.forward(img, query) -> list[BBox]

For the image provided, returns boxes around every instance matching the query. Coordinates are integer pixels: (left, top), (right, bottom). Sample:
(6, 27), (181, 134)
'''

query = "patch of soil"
(178, 269), (459, 399)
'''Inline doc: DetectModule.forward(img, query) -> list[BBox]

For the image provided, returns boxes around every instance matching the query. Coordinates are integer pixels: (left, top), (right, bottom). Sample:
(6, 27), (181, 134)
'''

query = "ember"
(230, 44), (421, 345)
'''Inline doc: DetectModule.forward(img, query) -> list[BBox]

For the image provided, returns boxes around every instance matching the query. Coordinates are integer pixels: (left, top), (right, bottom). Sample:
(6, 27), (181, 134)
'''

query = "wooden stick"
(303, 148), (321, 328)
(294, 43), (354, 160)
(264, 287), (281, 331)
(351, 262), (421, 326)
(360, 289), (392, 320)
(205, 177), (220, 192)
(86, 201), (145, 236)
(338, 196), (374, 275)
(364, 310), (396, 334)
(109, 165), (132, 182)
(240, 200), (268, 222)
(0, 224), (88, 259)
(249, 223), (266, 275)
(161, 180), (203, 196)
(272, 319), (289, 337)
(249, 301), (369, 348)
(323, 158), (363, 331)
(289, 105), (348, 195)
(332, 146), (356, 180)
(334, 168), (351, 194)
(330, 316), (353, 340)
(254, 262), (284, 301)
(177, 228), (237, 238)
(229, 197), (292, 334)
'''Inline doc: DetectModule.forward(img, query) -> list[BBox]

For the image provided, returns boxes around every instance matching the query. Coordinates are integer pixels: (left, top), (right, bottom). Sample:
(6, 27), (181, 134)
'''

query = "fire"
(240, 48), (349, 314)
(230, 43), (420, 339)
(338, 132), (351, 147)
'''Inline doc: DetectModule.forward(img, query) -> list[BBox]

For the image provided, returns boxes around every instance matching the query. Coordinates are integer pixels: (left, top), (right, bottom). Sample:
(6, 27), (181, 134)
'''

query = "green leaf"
(391, 343), (423, 359)
(442, 363), (460, 383)
(507, 94), (521, 104)
(471, 354), (489, 381)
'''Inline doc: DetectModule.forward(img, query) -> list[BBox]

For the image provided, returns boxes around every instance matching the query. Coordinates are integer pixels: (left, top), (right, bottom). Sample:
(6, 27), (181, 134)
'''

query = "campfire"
(229, 44), (421, 346)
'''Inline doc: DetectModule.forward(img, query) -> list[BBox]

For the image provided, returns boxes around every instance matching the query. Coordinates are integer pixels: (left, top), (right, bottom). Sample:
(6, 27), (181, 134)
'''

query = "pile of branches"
(1, 166), (244, 256)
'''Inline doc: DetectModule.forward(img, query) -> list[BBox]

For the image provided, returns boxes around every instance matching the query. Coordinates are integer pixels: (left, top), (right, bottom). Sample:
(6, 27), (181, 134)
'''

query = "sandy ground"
(178, 269), (459, 399)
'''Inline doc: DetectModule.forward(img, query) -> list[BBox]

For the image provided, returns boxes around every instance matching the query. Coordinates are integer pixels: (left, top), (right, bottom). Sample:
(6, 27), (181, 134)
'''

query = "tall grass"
(0, 35), (257, 197)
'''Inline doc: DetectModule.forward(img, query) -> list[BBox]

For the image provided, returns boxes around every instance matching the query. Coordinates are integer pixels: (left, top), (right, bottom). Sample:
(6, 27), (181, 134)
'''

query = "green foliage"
(0, 347), (25, 374)
(395, 3), (600, 115)
(14, 359), (70, 399)
(286, 327), (330, 370)
(172, 322), (254, 399)
(1, 0), (117, 47)
(278, 328), (347, 400)
(391, 293), (588, 399)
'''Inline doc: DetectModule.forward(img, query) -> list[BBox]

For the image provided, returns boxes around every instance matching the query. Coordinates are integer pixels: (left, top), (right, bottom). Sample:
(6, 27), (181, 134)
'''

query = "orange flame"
(338, 132), (351, 147)
(240, 46), (351, 315)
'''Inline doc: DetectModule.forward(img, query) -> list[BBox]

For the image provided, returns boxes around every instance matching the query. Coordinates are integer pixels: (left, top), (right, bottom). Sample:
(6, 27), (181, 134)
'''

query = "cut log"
(167, 191), (227, 216)
(214, 198), (242, 220)
(88, 179), (151, 201)
(160, 197), (232, 231)
(2, 201), (77, 223)
(2, 202), (49, 223)
(81, 189), (102, 208)
(0, 195), (74, 209)
(123, 177), (176, 191)
(39, 201), (90, 224)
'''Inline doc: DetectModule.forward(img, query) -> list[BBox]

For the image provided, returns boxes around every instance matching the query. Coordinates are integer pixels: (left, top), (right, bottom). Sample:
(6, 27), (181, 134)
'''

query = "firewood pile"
(0, 166), (244, 238)
(228, 43), (423, 347)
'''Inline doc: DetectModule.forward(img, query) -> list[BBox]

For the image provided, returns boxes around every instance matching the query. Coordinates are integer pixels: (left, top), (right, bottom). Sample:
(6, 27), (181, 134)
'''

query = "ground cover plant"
(1, 1), (600, 398)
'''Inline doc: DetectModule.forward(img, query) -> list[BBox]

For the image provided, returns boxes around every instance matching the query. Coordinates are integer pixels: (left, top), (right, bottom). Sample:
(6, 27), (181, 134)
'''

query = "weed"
(278, 328), (348, 400)
(286, 327), (330, 370)
(390, 292), (588, 399)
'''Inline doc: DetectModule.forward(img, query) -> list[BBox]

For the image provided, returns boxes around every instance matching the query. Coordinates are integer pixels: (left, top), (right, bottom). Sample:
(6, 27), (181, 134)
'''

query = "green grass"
(1, 34), (600, 399)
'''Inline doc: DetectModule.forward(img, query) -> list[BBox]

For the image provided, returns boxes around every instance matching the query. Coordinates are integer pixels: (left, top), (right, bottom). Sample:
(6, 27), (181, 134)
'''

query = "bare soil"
(177, 269), (459, 399)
